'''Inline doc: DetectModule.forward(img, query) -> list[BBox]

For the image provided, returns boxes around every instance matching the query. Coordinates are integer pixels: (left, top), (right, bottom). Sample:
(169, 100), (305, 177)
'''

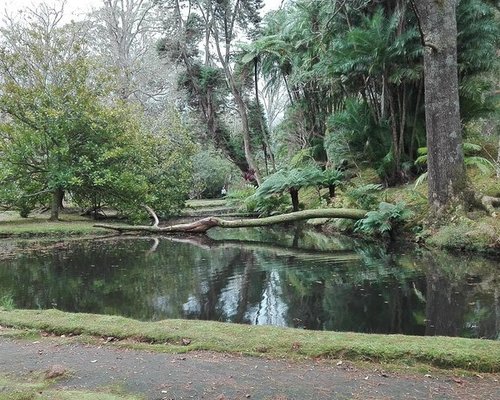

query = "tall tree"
(0, 3), (89, 220)
(411, 0), (466, 214)
(207, 0), (264, 184)
(158, 0), (264, 184)
(97, 0), (173, 106)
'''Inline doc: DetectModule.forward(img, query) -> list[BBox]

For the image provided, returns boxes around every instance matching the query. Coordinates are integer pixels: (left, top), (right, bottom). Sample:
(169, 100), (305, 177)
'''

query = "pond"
(0, 227), (498, 339)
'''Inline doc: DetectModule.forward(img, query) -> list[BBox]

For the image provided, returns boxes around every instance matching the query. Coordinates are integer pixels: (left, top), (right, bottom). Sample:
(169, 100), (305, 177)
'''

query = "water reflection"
(0, 229), (498, 339)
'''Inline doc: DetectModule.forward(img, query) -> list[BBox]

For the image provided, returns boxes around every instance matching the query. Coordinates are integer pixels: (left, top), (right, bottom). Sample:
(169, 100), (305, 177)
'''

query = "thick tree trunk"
(49, 188), (64, 221)
(412, 0), (465, 215)
(94, 208), (368, 235)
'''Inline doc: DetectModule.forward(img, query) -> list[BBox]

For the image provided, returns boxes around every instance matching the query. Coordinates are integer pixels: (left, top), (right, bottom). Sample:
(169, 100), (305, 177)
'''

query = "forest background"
(0, 0), (498, 248)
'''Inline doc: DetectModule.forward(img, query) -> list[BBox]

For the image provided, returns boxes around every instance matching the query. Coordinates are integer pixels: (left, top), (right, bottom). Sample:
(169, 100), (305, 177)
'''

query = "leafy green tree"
(0, 59), (153, 219)
(190, 147), (234, 199)
(0, 4), (193, 220)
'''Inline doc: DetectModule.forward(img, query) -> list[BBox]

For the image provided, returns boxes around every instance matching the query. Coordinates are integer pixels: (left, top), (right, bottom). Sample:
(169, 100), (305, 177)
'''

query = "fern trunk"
(290, 188), (300, 212)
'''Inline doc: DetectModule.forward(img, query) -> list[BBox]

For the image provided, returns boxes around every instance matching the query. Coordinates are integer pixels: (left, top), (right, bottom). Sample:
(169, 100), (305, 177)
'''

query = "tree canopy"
(0, 3), (194, 220)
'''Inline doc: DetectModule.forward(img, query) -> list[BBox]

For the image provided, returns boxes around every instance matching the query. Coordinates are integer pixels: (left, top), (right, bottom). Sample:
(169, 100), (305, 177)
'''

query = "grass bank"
(0, 212), (108, 238)
(1, 309), (498, 373)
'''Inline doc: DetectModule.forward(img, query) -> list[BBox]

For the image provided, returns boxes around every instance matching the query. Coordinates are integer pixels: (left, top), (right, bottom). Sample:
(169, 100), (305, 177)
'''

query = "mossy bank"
(0, 309), (499, 373)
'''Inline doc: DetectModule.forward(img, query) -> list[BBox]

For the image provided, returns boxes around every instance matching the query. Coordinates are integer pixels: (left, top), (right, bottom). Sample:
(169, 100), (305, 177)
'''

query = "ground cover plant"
(0, 309), (498, 373)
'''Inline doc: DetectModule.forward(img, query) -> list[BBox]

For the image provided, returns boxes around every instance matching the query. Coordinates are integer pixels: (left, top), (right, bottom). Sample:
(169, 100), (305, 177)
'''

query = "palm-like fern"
(254, 165), (346, 212)
(414, 143), (495, 187)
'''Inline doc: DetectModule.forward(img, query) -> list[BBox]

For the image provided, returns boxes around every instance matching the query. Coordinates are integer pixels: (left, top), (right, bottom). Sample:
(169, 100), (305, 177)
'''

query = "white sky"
(0, 0), (101, 17)
(0, 0), (283, 21)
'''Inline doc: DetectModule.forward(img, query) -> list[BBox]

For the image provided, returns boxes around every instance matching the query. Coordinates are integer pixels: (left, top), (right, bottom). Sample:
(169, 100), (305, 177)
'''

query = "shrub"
(345, 184), (383, 210)
(355, 201), (413, 236)
(0, 294), (15, 311)
(190, 148), (234, 199)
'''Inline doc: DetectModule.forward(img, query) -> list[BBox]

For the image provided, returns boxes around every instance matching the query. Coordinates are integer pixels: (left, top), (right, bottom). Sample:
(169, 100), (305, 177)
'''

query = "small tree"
(254, 167), (319, 212)
(323, 169), (344, 200)
(0, 4), (194, 220)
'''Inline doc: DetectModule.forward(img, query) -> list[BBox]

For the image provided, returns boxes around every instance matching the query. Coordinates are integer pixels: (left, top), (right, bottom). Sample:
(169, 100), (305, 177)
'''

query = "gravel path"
(1, 336), (499, 400)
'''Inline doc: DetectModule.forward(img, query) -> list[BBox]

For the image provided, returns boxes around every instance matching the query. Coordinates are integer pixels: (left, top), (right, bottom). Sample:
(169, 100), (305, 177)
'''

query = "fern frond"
(465, 156), (494, 174)
(414, 172), (428, 188)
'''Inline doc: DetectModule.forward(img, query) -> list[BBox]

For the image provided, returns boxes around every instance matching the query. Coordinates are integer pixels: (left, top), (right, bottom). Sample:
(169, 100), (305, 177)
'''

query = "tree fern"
(355, 202), (413, 236)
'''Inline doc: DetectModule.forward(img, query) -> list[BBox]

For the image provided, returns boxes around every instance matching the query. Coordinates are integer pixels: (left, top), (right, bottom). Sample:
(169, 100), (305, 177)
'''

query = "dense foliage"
(247, 0), (498, 184)
(0, 4), (193, 220)
(0, 0), (498, 223)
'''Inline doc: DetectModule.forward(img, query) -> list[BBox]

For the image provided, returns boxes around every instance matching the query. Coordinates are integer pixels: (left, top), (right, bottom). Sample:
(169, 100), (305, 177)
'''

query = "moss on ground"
(0, 212), (108, 238)
(0, 374), (141, 400)
(426, 216), (500, 253)
(185, 199), (228, 209)
(0, 309), (498, 373)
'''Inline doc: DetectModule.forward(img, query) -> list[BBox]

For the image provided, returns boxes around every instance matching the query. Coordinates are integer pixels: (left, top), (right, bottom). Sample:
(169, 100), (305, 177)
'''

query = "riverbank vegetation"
(1, 0), (497, 252)
(1, 309), (499, 372)
(0, 2), (499, 387)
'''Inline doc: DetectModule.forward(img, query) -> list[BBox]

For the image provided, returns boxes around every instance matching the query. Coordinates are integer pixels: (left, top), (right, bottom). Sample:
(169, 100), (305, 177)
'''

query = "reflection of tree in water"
(421, 252), (499, 339)
(0, 234), (498, 338)
(425, 272), (465, 337)
(278, 253), (426, 334)
(191, 249), (288, 326)
(187, 251), (262, 322)
(248, 270), (288, 326)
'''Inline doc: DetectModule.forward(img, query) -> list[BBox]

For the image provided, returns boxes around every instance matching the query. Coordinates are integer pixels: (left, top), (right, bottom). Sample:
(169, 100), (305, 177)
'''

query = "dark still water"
(0, 228), (498, 338)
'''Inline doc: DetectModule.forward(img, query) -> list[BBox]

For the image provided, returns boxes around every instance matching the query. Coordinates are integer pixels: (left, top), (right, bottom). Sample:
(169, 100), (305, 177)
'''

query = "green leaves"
(346, 184), (383, 210)
(255, 166), (324, 198)
(0, 11), (194, 220)
(355, 202), (413, 236)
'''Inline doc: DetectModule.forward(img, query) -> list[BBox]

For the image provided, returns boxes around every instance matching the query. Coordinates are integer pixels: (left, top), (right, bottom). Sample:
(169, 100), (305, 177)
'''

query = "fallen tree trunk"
(94, 208), (368, 235)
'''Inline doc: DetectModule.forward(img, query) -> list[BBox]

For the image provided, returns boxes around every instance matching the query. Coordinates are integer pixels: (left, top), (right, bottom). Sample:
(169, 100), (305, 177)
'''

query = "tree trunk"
(255, 59), (275, 174)
(94, 208), (368, 235)
(412, 0), (465, 215)
(49, 188), (64, 221)
(496, 136), (500, 178)
(233, 88), (262, 186)
(328, 185), (336, 199)
(289, 188), (300, 212)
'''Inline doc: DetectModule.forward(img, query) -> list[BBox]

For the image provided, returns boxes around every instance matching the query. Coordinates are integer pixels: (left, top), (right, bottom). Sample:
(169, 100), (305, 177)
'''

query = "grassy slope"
(0, 212), (108, 237)
(0, 309), (498, 373)
(315, 168), (500, 253)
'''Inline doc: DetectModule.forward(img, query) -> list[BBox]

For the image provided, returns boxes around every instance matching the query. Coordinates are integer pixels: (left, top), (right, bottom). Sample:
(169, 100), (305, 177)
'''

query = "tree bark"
(496, 136), (500, 178)
(290, 188), (300, 212)
(94, 208), (368, 234)
(49, 188), (64, 221)
(412, 0), (465, 215)
(328, 185), (336, 199)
